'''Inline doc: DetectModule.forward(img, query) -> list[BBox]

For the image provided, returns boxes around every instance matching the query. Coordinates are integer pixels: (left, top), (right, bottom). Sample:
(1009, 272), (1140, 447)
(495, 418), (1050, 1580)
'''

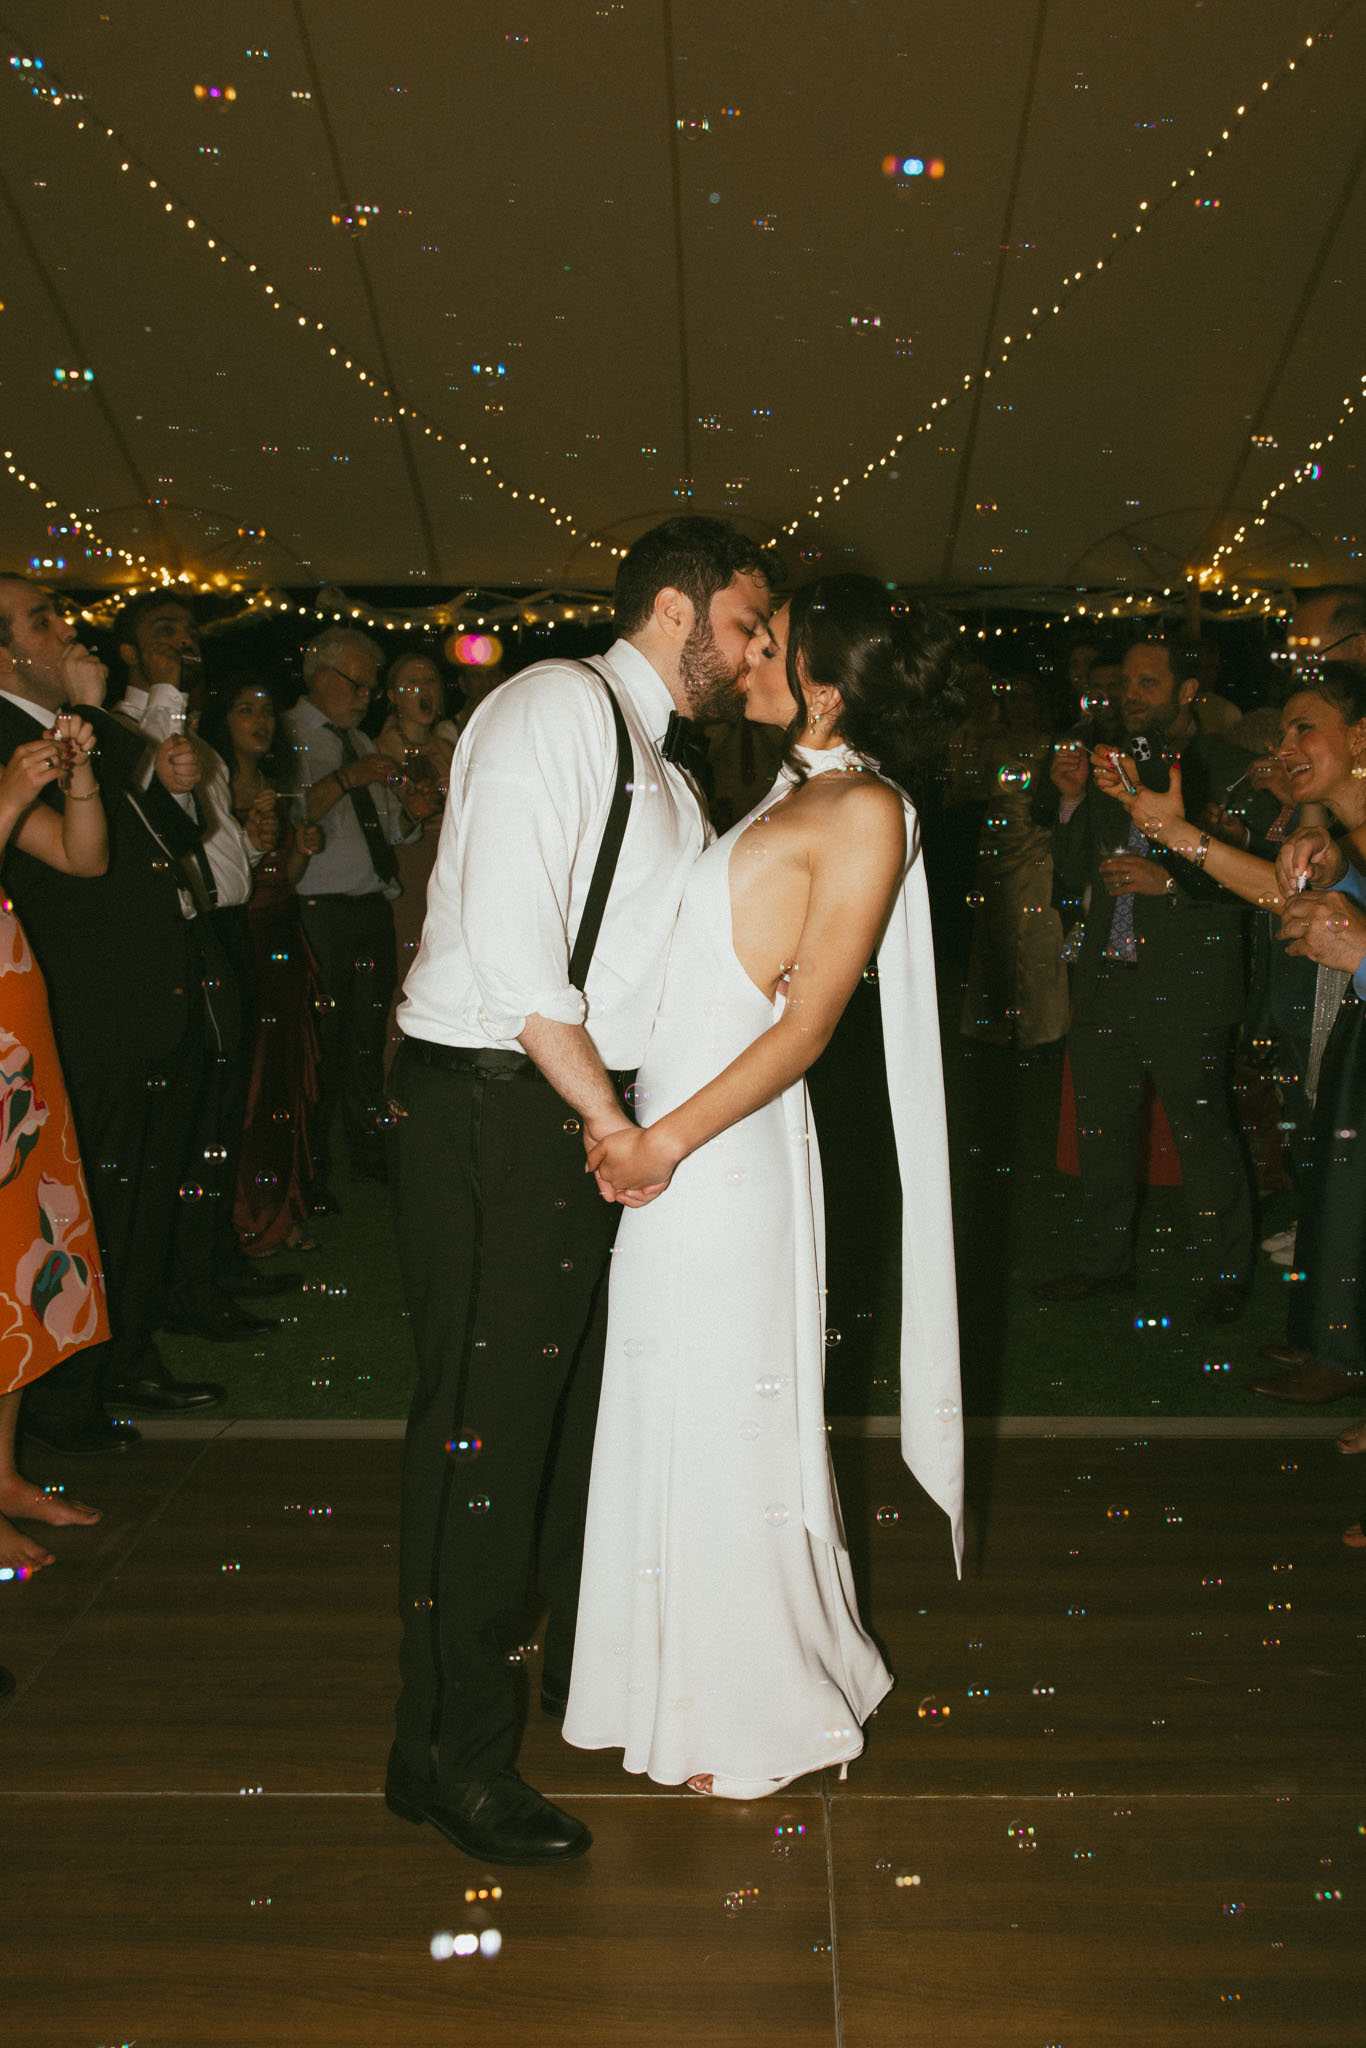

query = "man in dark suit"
(1033, 635), (1254, 1322)
(0, 574), (224, 1452)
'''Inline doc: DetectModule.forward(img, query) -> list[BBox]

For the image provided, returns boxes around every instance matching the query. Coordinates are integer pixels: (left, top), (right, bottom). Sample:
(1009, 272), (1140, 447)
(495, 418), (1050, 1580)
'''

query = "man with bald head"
(285, 629), (438, 1209)
(0, 574), (224, 1450)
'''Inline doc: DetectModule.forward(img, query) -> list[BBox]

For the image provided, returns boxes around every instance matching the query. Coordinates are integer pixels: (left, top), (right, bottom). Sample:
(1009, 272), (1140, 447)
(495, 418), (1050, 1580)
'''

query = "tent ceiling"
(1, 0), (1362, 598)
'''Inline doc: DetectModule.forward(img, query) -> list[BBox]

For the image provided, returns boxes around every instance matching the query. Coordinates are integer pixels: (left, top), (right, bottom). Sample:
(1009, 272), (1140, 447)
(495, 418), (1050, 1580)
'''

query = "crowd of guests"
(2, 567), (1365, 1578)
(941, 584), (1366, 1545)
(0, 576), (485, 1576)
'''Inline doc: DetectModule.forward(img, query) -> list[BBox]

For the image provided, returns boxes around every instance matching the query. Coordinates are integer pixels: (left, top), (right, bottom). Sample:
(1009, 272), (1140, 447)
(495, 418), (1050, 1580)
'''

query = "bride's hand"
(585, 1126), (679, 1204)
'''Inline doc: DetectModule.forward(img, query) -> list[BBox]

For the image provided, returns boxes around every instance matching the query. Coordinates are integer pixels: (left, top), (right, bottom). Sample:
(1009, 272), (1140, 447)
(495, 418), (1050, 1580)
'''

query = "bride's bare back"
(728, 767), (907, 1009)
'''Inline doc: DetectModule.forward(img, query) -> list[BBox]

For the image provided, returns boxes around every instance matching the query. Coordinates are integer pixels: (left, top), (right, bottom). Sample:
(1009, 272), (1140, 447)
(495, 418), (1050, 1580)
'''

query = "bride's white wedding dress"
(562, 748), (963, 1797)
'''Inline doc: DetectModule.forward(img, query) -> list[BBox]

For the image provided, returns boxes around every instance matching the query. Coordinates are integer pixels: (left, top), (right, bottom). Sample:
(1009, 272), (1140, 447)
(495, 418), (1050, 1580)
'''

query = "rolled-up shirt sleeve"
(452, 672), (614, 1036)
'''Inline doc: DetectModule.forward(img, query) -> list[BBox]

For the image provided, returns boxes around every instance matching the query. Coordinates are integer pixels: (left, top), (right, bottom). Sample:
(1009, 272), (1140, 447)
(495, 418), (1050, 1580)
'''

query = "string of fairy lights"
(1, 35), (590, 551)
(1203, 368), (1365, 584)
(777, 10), (1355, 595)
(1, 12), (1360, 611)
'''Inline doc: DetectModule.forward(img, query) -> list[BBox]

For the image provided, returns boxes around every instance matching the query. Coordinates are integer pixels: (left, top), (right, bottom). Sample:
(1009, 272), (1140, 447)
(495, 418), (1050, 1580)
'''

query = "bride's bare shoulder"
(800, 769), (904, 822)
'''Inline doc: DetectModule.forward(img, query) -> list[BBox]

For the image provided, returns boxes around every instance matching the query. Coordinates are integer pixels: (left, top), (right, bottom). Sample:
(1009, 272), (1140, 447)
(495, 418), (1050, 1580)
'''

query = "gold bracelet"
(63, 784), (101, 802)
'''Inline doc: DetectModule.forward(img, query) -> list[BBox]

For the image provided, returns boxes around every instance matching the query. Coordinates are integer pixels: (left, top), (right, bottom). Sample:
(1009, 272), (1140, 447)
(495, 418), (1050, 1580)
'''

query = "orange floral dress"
(0, 901), (109, 1392)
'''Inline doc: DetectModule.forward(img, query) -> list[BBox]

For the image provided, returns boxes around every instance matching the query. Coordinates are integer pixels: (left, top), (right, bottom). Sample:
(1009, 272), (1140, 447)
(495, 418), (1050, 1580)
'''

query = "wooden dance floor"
(3, 1423), (1359, 2045)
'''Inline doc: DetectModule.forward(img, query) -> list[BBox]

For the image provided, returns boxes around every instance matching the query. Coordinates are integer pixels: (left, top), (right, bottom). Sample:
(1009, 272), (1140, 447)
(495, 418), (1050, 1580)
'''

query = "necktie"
(661, 711), (711, 783)
(1104, 819), (1150, 963)
(326, 724), (399, 886)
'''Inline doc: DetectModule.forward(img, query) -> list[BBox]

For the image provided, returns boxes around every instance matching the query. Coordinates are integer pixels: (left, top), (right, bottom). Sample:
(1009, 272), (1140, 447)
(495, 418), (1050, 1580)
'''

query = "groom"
(385, 517), (778, 1865)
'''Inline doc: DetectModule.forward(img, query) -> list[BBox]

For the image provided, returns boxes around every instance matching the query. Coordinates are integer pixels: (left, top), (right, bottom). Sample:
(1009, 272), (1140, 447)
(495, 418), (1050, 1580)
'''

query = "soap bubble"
(935, 1398), (960, 1421)
(446, 1435), (482, 1461)
(825, 1328), (842, 1348)
(725, 1168), (748, 1186)
(1008, 1824), (1037, 1849)
(637, 1561), (661, 1580)
(467, 1495), (491, 1515)
(623, 1337), (658, 1359)
(875, 1506), (899, 1526)
(755, 1374), (786, 1398)
(739, 1421), (760, 1441)
(764, 1502), (790, 1526)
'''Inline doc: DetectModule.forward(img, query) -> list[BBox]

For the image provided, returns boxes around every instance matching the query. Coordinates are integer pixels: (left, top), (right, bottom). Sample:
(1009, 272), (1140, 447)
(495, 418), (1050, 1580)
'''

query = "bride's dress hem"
(561, 1734), (872, 1801)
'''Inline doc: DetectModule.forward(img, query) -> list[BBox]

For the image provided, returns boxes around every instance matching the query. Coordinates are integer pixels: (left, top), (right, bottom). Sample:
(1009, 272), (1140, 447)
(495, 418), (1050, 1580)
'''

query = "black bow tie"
(661, 711), (710, 781)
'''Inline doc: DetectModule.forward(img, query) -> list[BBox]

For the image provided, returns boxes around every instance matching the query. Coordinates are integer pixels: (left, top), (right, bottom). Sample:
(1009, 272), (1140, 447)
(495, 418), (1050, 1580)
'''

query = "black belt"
(399, 1034), (635, 1093)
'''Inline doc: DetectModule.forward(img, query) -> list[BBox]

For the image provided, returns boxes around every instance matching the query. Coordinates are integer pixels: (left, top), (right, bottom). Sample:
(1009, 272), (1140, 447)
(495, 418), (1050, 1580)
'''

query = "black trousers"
(297, 892), (397, 1187)
(387, 1041), (622, 1785)
(168, 909), (253, 1315)
(1070, 965), (1253, 1286)
(1287, 995), (1366, 1372)
(22, 1021), (204, 1429)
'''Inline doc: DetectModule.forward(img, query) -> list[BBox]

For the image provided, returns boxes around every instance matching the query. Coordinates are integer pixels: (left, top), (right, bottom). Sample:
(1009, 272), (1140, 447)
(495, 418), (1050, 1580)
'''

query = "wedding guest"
(1032, 636), (1254, 1321)
(372, 649), (459, 1061)
(960, 673), (1068, 1050)
(199, 676), (325, 1259)
(0, 718), (109, 1566)
(0, 574), (224, 1448)
(285, 630), (439, 1210)
(109, 595), (288, 1339)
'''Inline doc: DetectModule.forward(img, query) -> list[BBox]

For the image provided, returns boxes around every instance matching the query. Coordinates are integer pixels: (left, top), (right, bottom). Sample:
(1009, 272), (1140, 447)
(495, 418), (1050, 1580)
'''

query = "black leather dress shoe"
(1030, 1269), (1136, 1303)
(106, 1374), (227, 1413)
(161, 1300), (277, 1342)
(384, 1752), (590, 1867)
(23, 1415), (142, 1455)
(220, 1266), (303, 1299)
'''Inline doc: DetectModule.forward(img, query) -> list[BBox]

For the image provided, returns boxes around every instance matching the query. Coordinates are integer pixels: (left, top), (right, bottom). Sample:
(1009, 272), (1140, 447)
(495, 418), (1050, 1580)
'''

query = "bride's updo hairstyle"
(783, 574), (964, 802)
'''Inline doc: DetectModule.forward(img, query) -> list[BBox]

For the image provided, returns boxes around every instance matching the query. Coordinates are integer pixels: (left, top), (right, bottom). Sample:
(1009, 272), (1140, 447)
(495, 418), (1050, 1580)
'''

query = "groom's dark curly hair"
(613, 517), (782, 636)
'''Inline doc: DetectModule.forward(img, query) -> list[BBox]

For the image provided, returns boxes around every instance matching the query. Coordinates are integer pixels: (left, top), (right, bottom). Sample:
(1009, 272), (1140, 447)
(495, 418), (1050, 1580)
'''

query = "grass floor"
(155, 981), (1304, 1423)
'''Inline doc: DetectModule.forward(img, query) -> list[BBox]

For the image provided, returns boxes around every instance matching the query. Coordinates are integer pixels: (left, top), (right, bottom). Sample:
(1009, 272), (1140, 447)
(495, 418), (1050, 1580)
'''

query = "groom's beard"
(679, 616), (747, 723)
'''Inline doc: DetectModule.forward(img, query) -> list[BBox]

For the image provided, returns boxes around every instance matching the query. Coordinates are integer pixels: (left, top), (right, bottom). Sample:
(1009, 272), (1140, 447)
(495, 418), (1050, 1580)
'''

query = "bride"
(562, 575), (965, 1799)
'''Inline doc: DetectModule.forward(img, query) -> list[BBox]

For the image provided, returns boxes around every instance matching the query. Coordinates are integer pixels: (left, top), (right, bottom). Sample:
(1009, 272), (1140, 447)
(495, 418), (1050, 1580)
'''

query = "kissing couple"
(383, 516), (964, 1865)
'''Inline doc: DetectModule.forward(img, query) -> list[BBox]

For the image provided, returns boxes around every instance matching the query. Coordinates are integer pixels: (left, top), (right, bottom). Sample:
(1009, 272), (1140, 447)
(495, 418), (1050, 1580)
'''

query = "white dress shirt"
(285, 696), (414, 901)
(114, 682), (255, 910)
(398, 639), (707, 1071)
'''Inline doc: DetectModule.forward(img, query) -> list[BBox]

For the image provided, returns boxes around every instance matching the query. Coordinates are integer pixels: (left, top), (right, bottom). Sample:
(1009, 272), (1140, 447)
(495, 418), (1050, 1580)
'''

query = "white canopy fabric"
(1, 0), (1362, 602)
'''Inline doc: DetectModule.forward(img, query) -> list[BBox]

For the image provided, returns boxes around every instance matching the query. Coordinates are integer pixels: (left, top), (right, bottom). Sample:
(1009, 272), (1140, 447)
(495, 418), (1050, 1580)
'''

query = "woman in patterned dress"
(0, 718), (111, 1574)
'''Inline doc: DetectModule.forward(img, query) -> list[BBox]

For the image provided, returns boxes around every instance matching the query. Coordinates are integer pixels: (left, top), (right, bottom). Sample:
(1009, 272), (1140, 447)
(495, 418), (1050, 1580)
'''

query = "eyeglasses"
(321, 663), (376, 693)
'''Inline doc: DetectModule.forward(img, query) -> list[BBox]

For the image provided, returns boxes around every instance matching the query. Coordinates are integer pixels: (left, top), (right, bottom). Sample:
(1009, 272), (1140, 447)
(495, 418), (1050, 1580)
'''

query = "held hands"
(297, 820), (325, 857)
(154, 733), (201, 795)
(583, 1113), (678, 1207)
(1277, 889), (1366, 975)
(1274, 825), (1345, 898)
